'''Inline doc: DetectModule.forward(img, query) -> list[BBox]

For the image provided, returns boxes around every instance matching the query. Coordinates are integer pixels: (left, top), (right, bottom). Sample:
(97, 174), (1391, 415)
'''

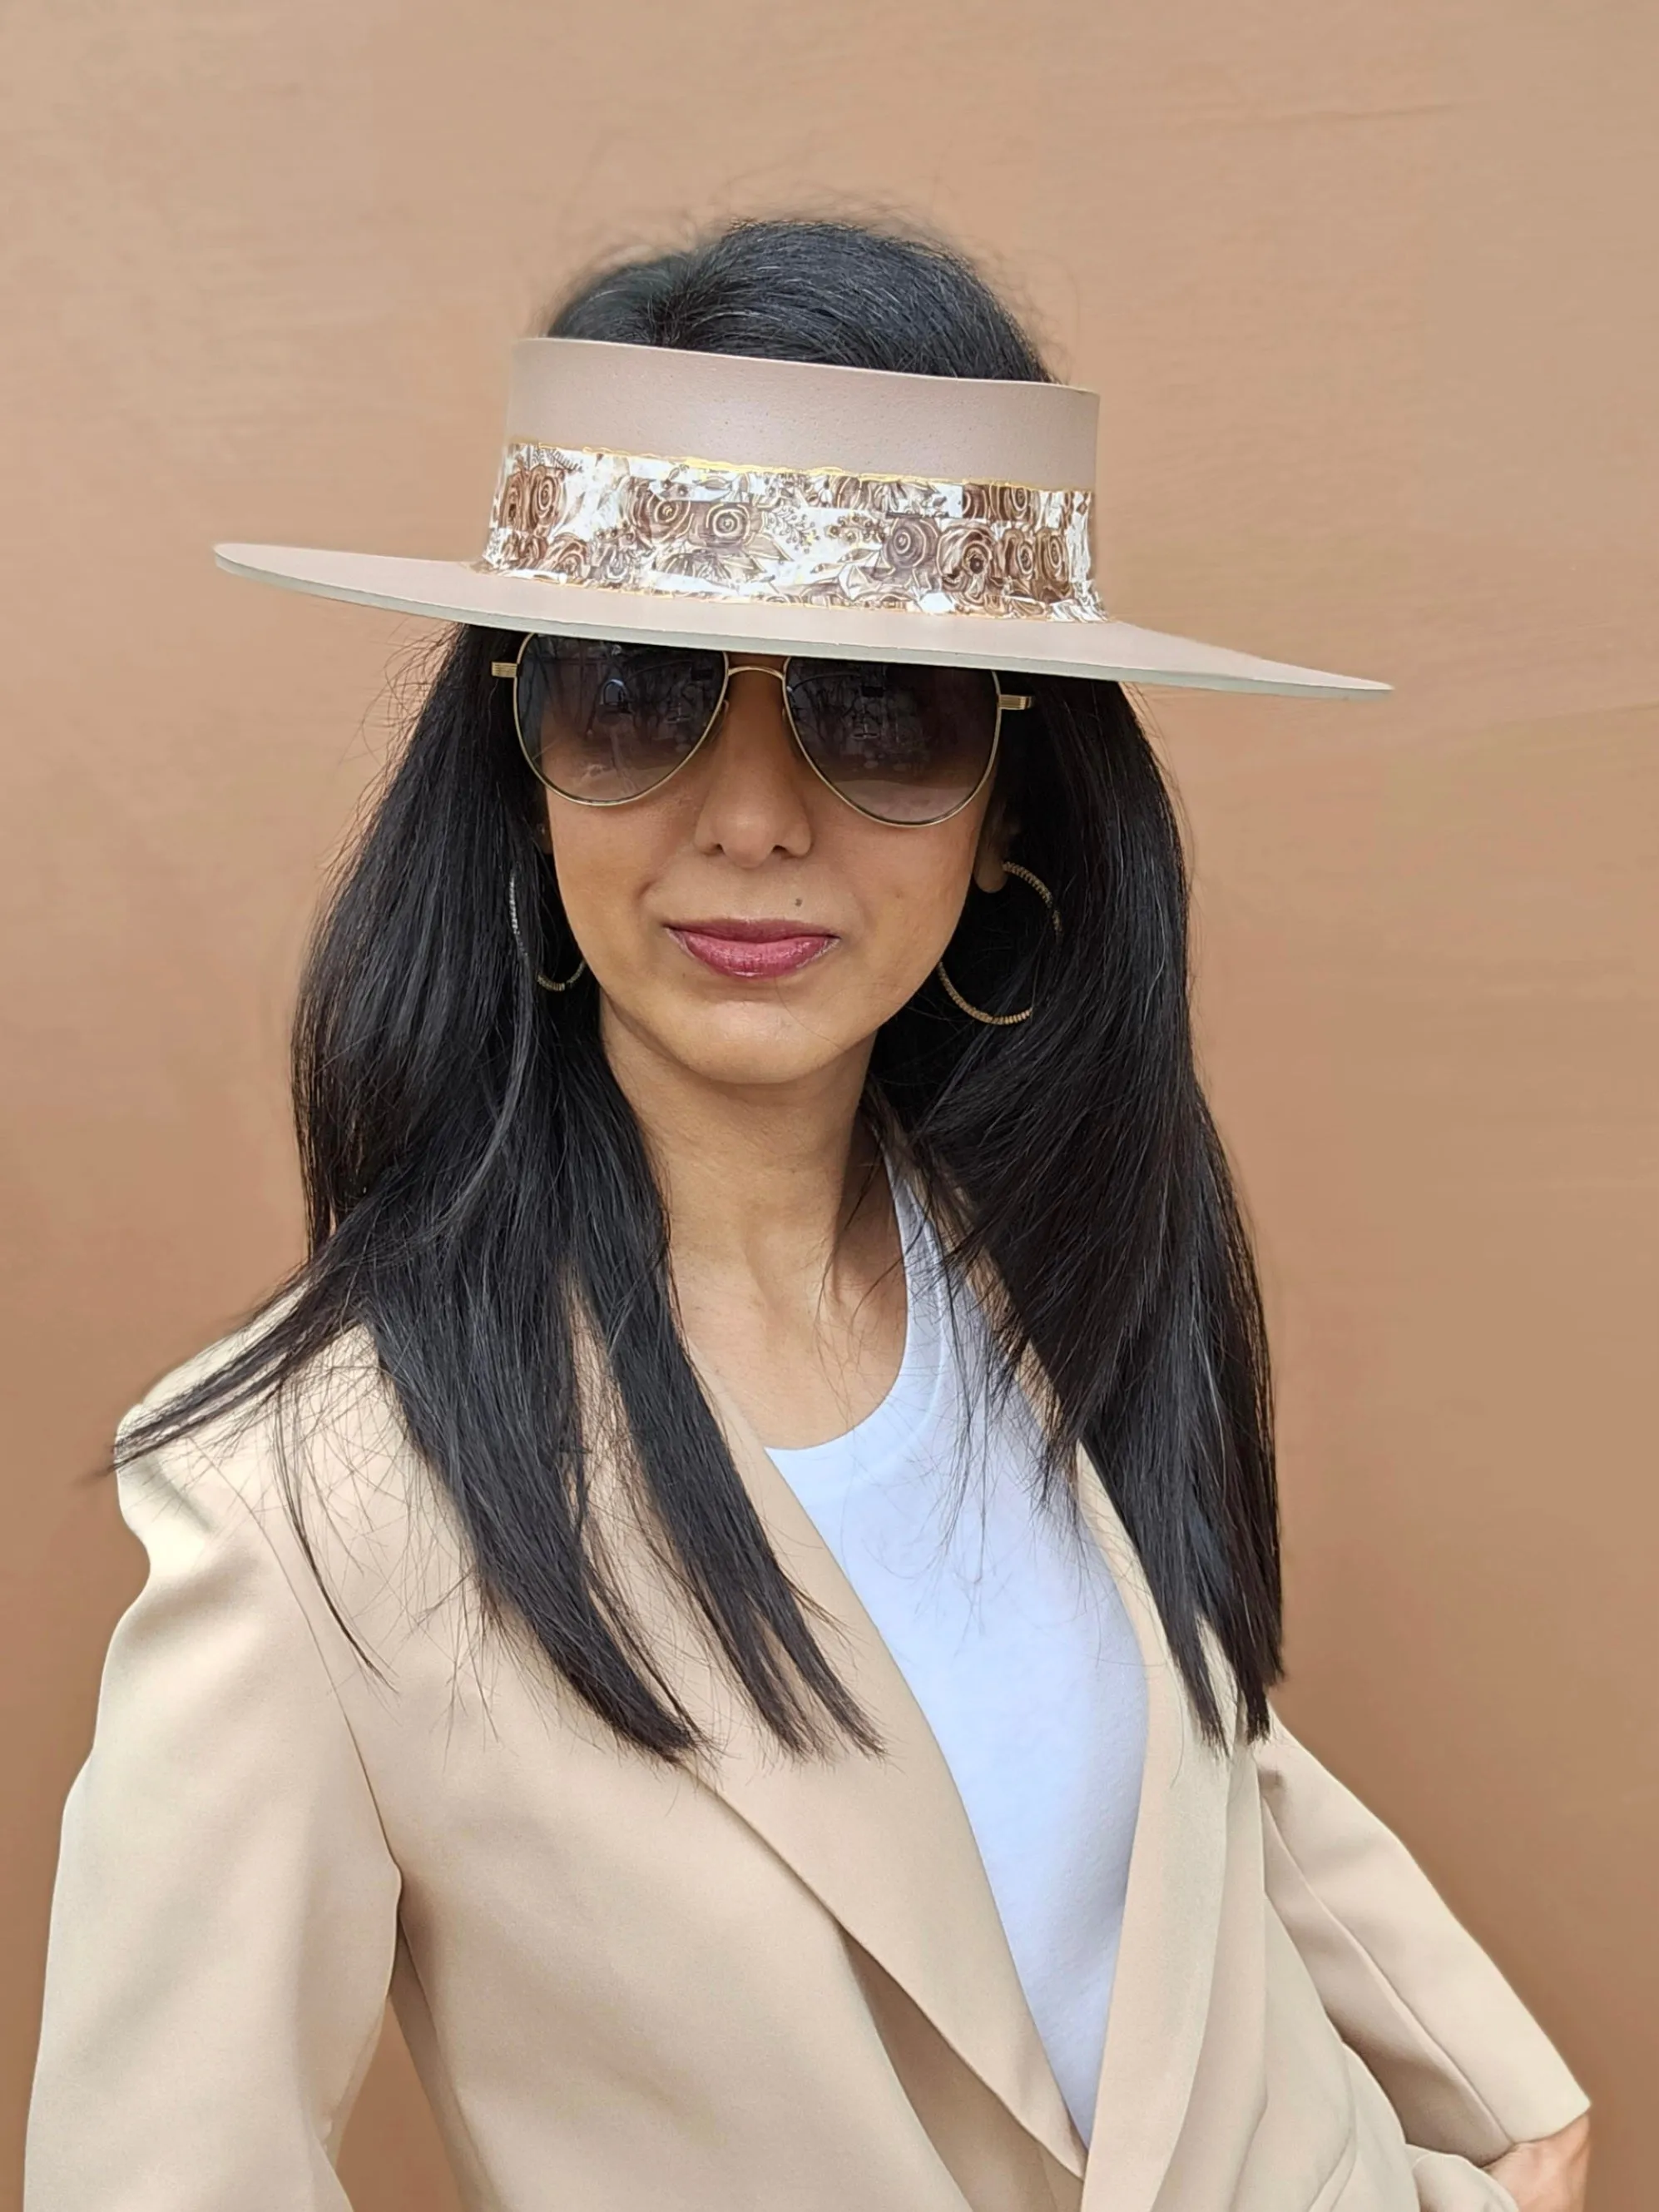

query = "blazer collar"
(665, 1353), (1235, 2205)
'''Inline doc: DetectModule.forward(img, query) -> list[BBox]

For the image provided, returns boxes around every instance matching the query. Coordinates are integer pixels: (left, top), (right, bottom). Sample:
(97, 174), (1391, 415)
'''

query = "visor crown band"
(477, 440), (1105, 623)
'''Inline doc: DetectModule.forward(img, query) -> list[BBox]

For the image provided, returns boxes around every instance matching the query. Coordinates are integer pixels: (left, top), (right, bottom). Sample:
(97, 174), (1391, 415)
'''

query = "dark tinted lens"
(516, 637), (725, 801)
(785, 660), (1001, 824)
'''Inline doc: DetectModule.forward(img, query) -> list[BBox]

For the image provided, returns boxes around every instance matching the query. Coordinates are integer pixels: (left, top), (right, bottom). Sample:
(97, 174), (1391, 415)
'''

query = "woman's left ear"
(971, 794), (1016, 893)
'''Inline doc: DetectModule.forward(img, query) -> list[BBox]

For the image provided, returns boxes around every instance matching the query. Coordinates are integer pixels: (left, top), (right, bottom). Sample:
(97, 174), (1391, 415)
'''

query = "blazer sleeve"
(24, 1416), (403, 2211)
(1253, 1712), (1589, 2166)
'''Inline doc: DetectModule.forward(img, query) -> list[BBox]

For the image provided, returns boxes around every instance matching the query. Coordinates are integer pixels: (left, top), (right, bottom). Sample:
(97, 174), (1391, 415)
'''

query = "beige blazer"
(27, 1330), (1587, 2212)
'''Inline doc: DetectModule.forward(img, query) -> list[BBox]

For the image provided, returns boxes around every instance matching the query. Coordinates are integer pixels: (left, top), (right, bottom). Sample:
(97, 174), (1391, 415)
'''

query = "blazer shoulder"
(112, 1319), (466, 1652)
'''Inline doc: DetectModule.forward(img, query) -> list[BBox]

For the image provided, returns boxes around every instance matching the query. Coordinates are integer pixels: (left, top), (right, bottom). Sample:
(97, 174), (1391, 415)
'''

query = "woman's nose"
(690, 661), (814, 862)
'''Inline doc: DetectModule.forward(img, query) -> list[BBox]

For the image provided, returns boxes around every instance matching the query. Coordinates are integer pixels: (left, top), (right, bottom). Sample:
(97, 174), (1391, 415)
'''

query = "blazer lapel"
(623, 1318), (1233, 2205)
(1071, 1453), (1234, 2212)
(676, 1357), (1089, 2183)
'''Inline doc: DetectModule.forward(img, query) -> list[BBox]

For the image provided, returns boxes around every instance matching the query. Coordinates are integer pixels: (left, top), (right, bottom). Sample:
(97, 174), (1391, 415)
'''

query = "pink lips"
(667, 919), (839, 980)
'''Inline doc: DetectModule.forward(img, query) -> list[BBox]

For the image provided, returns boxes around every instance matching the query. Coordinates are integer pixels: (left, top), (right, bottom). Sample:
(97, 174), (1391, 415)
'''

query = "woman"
(26, 220), (1590, 2211)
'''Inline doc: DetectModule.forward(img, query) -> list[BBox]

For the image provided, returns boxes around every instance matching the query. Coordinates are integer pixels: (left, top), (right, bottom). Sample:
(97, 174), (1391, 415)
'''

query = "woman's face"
(540, 655), (1008, 1090)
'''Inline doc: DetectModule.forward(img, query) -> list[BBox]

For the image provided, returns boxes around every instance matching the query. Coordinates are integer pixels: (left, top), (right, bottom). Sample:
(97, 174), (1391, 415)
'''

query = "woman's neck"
(601, 1004), (906, 1447)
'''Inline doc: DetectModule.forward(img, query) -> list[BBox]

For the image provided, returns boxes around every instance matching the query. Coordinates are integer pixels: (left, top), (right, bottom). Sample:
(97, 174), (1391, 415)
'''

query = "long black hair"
(125, 218), (1280, 1758)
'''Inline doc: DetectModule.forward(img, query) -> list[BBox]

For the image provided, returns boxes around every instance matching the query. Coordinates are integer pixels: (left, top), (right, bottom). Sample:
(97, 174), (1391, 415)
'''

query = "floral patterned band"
(478, 440), (1105, 622)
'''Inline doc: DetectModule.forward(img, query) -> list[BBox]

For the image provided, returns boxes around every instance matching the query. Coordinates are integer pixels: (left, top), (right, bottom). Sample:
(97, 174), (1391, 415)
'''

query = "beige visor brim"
(215, 543), (1389, 701)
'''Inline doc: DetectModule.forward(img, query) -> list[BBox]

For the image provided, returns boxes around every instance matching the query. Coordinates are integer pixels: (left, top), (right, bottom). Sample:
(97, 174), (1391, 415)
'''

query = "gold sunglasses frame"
(491, 636), (1032, 829)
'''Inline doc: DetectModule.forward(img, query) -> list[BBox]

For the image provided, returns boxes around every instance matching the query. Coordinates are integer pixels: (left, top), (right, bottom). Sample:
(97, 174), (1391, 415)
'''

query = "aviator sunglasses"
(493, 635), (1033, 828)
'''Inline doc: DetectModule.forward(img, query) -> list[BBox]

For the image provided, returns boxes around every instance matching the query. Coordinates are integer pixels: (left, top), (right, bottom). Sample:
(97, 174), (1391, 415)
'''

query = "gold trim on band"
(476, 440), (1105, 622)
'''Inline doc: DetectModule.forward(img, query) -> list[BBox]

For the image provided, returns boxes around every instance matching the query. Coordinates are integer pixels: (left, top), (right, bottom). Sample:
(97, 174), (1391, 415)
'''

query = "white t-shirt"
(765, 1176), (1147, 2144)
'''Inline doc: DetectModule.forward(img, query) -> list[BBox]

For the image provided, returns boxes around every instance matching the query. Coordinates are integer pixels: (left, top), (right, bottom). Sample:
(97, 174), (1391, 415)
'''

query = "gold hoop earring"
(508, 876), (587, 994)
(935, 862), (1061, 1027)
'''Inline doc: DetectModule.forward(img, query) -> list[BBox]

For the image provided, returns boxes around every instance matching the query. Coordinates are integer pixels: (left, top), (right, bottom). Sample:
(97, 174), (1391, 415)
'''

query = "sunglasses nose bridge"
(711, 656), (799, 751)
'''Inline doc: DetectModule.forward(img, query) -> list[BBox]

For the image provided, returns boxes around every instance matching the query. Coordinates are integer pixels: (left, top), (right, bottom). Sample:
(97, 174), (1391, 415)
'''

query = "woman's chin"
(621, 994), (880, 1090)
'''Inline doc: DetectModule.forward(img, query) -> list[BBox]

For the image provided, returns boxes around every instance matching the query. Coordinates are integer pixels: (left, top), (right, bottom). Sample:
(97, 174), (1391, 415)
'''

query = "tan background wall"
(2, 4), (1653, 2206)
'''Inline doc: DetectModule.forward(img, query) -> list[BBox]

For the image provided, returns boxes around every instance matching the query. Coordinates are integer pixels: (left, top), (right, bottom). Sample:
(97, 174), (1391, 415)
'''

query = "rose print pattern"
(478, 442), (1104, 620)
(619, 475), (694, 543)
(936, 522), (998, 605)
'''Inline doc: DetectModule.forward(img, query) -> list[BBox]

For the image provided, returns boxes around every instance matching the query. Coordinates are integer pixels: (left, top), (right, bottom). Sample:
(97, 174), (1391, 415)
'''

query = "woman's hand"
(1483, 2111), (1590, 2212)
